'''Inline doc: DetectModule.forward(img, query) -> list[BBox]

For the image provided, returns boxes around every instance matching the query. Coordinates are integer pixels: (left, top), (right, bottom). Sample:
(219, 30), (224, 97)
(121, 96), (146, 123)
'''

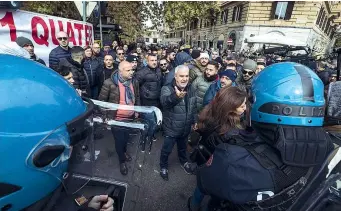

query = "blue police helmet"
(251, 62), (325, 126)
(0, 54), (93, 210)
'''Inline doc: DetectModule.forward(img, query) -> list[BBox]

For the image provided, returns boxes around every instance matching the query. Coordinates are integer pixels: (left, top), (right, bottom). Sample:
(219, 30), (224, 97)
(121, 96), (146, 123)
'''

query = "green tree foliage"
(141, 1), (164, 30)
(20, 1), (81, 20)
(106, 1), (145, 43)
(163, 1), (220, 29)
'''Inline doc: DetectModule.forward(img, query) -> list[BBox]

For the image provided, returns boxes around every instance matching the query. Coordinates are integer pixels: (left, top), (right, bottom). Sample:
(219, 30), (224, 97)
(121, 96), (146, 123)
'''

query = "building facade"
(144, 29), (163, 45)
(165, 1), (341, 55)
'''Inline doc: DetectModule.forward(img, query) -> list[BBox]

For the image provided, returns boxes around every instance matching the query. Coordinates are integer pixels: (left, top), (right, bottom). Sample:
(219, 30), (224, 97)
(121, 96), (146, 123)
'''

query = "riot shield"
(76, 99), (163, 211)
(92, 99), (162, 153)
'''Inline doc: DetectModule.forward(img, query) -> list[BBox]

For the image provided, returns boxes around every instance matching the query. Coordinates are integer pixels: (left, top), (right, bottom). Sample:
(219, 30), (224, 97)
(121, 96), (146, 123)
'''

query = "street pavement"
(93, 126), (197, 211)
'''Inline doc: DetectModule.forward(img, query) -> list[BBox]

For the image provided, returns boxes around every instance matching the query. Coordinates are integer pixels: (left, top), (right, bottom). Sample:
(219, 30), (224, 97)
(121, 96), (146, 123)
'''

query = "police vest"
(198, 134), (328, 211)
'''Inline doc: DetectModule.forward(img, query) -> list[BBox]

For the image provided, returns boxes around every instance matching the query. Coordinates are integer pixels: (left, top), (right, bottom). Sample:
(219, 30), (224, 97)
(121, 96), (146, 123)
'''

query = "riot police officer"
(0, 54), (114, 211)
(195, 62), (335, 210)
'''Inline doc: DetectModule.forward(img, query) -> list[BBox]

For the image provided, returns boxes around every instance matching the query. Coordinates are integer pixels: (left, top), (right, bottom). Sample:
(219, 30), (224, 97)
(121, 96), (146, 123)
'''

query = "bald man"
(98, 61), (140, 176)
(49, 31), (71, 72)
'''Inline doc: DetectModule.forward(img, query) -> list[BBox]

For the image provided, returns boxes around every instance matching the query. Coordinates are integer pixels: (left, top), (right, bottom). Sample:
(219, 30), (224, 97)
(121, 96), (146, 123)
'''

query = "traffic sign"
(74, 1), (98, 19)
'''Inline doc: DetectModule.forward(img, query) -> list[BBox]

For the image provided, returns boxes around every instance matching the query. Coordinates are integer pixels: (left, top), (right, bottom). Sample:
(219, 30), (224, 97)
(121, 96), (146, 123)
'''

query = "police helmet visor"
(26, 97), (95, 195)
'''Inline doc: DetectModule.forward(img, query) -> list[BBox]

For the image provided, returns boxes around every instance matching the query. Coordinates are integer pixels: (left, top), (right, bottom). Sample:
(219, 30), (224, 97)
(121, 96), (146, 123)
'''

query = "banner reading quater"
(0, 10), (94, 66)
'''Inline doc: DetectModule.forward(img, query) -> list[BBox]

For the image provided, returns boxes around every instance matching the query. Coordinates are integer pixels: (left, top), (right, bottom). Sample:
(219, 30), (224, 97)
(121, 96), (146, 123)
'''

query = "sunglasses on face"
(118, 53), (124, 55)
(57, 37), (68, 41)
(24, 44), (34, 48)
(242, 70), (254, 76)
(160, 63), (167, 66)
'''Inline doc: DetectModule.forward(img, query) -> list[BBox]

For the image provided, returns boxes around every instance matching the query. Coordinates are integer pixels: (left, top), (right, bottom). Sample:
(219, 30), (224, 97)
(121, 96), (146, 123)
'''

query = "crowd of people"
(8, 30), (341, 211)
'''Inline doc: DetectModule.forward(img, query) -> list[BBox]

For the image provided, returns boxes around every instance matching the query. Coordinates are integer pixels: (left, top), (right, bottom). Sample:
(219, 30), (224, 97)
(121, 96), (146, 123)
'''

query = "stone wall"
(246, 1), (320, 28)
(188, 2), (249, 49)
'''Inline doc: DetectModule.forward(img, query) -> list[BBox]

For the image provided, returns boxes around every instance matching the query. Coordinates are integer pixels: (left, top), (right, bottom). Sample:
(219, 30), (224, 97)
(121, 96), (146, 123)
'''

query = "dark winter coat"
(49, 46), (71, 72)
(135, 66), (162, 107)
(31, 54), (46, 66)
(103, 67), (115, 81)
(161, 80), (197, 138)
(58, 58), (89, 92)
(83, 57), (103, 87)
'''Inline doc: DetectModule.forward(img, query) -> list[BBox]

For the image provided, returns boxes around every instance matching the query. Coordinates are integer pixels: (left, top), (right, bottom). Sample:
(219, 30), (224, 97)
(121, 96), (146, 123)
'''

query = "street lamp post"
(83, 1), (87, 22)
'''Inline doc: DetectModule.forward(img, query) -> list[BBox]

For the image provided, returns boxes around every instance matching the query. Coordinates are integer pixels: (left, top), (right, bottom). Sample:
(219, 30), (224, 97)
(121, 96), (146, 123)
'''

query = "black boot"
(120, 163), (128, 175)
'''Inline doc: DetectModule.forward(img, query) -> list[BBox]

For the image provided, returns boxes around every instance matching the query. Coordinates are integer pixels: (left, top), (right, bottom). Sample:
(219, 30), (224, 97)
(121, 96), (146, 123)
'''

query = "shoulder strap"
(226, 135), (291, 175)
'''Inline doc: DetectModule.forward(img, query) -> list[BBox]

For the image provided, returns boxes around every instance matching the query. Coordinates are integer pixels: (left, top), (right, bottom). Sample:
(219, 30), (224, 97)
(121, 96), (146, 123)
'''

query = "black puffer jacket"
(83, 57), (103, 87)
(161, 80), (197, 138)
(135, 65), (162, 106)
(58, 58), (89, 92)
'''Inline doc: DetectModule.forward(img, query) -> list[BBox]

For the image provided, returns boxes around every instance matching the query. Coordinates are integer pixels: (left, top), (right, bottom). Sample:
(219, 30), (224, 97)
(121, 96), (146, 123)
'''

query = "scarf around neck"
(113, 72), (135, 105)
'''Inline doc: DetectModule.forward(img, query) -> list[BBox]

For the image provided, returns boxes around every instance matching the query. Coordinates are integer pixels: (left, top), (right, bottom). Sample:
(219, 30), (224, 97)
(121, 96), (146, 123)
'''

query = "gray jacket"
(160, 81), (197, 138)
(191, 75), (216, 112)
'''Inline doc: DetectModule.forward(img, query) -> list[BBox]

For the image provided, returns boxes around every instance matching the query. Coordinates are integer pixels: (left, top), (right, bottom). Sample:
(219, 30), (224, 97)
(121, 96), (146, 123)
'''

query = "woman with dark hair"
(188, 86), (248, 211)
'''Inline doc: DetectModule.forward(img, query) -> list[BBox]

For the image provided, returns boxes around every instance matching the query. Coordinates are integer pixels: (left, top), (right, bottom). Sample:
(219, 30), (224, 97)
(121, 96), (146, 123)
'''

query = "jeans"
(111, 125), (130, 163)
(191, 186), (205, 209)
(140, 112), (157, 138)
(160, 136), (188, 169)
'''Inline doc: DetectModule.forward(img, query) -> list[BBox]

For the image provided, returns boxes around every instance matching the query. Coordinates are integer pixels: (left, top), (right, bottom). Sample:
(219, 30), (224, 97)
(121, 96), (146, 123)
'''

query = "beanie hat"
(126, 55), (138, 62)
(191, 50), (201, 59)
(200, 52), (210, 59)
(219, 69), (237, 82)
(15, 37), (33, 47)
(243, 59), (257, 72)
(214, 57), (223, 66)
(103, 41), (111, 47)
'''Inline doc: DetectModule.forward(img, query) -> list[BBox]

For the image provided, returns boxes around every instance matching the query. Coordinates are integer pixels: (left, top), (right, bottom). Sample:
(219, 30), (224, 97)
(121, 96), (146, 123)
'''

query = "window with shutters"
(270, 2), (295, 20)
(316, 8), (324, 26)
(221, 11), (224, 24)
(224, 9), (228, 24)
(232, 5), (242, 22)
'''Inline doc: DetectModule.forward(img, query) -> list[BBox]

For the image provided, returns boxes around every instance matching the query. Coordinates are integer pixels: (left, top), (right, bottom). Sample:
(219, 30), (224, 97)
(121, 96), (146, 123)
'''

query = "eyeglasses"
(57, 37), (68, 41)
(242, 70), (254, 76)
(160, 63), (167, 66)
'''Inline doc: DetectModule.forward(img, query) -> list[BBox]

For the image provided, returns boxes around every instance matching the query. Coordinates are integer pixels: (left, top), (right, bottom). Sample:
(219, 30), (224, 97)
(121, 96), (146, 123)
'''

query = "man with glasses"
(49, 31), (71, 72)
(238, 59), (257, 94)
(114, 48), (126, 70)
(15, 36), (45, 65)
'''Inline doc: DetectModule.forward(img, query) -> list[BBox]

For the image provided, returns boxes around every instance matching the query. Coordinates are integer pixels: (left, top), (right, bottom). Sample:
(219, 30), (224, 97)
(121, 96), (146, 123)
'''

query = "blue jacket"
(203, 80), (237, 107)
(48, 46), (71, 72)
(203, 81), (221, 107)
(83, 57), (103, 87)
